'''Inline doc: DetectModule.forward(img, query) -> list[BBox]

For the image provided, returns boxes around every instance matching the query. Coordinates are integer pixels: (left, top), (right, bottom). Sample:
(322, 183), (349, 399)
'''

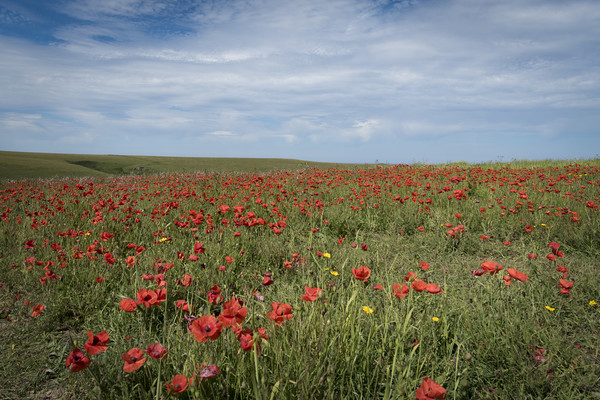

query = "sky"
(1, 0), (599, 164)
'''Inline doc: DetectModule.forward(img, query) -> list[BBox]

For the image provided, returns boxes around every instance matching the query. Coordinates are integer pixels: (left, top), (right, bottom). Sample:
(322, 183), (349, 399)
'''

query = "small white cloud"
(279, 134), (298, 143)
(206, 130), (235, 137)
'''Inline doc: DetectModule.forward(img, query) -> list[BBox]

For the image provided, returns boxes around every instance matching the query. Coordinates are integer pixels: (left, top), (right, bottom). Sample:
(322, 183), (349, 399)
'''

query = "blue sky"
(1, 0), (599, 164)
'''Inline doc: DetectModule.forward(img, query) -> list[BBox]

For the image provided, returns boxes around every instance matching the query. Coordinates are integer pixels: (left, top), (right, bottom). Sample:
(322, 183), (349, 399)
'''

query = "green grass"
(0, 151), (375, 180)
(1, 158), (599, 399)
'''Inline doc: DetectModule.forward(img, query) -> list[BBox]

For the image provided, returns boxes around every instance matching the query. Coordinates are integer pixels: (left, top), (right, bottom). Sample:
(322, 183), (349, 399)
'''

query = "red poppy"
(480, 261), (503, 275)
(372, 284), (383, 290)
(425, 283), (443, 294)
(416, 377), (447, 399)
(266, 302), (293, 326)
(145, 342), (168, 360)
(31, 303), (45, 317)
(393, 283), (409, 299)
(480, 235), (490, 240)
(507, 268), (529, 282)
(301, 287), (323, 302)
(95, 276), (105, 283)
(189, 315), (223, 343)
(218, 297), (247, 327)
(122, 348), (146, 373)
(558, 279), (573, 289)
(155, 288), (167, 303)
(263, 276), (274, 286)
(176, 300), (190, 312)
(546, 254), (557, 261)
(207, 285), (223, 304)
(136, 288), (158, 308)
(104, 253), (116, 265)
(528, 254), (538, 259)
(120, 298), (137, 312)
(351, 265), (371, 282)
(164, 374), (188, 394)
(412, 279), (427, 292)
(193, 241), (205, 254)
(225, 256), (234, 264)
(420, 261), (430, 271)
(84, 330), (110, 355)
(178, 274), (192, 287)
(126, 256), (136, 267)
(404, 271), (416, 281)
(65, 348), (90, 373)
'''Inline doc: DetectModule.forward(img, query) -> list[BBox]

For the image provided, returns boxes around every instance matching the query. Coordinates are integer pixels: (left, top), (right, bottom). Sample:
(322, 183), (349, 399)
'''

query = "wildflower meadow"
(1, 160), (599, 399)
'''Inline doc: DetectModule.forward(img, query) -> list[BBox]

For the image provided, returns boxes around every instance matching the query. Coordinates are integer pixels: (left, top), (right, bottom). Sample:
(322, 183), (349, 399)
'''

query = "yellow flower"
(323, 253), (331, 258)
(432, 317), (439, 322)
(545, 306), (555, 311)
(590, 300), (597, 306)
(159, 237), (168, 242)
(541, 224), (546, 226)
(362, 306), (373, 314)
(330, 271), (339, 276)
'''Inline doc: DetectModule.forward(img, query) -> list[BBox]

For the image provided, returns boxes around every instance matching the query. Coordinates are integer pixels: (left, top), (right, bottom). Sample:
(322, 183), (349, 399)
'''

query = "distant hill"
(0, 151), (375, 180)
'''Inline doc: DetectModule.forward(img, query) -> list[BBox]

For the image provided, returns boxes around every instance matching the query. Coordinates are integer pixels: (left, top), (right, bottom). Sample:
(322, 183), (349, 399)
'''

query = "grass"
(0, 151), (375, 180)
(0, 156), (599, 399)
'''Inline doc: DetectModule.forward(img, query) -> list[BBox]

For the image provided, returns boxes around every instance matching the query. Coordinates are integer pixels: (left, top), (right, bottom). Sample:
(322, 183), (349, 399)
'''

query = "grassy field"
(0, 151), (373, 180)
(1, 156), (599, 399)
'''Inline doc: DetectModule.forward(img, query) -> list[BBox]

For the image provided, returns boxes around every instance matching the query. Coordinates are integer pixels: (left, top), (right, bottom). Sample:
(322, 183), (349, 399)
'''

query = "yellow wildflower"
(362, 306), (373, 314)
(432, 317), (439, 322)
(330, 271), (339, 276)
(323, 253), (331, 258)
(545, 306), (555, 311)
(590, 300), (597, 306)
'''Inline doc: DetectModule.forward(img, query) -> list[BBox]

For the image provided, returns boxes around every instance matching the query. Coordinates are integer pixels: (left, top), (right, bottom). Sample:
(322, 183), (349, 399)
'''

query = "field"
(1, 155), (599, 399)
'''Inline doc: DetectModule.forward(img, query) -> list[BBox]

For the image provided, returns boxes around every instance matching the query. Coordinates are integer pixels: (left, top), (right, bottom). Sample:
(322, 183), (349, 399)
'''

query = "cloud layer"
(1, 0), (599, 163)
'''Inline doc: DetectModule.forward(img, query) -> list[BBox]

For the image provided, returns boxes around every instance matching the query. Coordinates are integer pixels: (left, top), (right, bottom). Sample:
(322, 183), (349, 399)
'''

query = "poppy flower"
(65, 348), (90, 373)
(415, 377), (447, 399)
(404, 271), (416, 281)
(507, 268), (529, 282)
(266, 302), (293, 326)
(104, 253), (116, 265)
(225, 256), (234, 264)
(84, 330), (110, 355)
(412, 279), (427, 292)
(145, 342), (168, 360)
(122, 348), (146, 373)
(125, 256), (136, 267)
(481, 261), (503, 275)
(351, 265), (371, 282)
(189, 315), (223, 343)
(420, 261), (430, 271)
(301, 287), (323, 302)
(393, 283), (409, 299)
(136, 288), (158, 308)
(425, 283), (443, 294)
(218, 297), (247, 327)
(178, 274), (192, 287)
(558, 279), (573, 289)
(262, 276), (274, 286)
(120, 298), (137, 312)
(176, 300), (190, 312)
(31, 303), (45, 317)
(207, 285), (223, 304)
(164, 374), (188, 394)
(372, 284), (383, 290)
